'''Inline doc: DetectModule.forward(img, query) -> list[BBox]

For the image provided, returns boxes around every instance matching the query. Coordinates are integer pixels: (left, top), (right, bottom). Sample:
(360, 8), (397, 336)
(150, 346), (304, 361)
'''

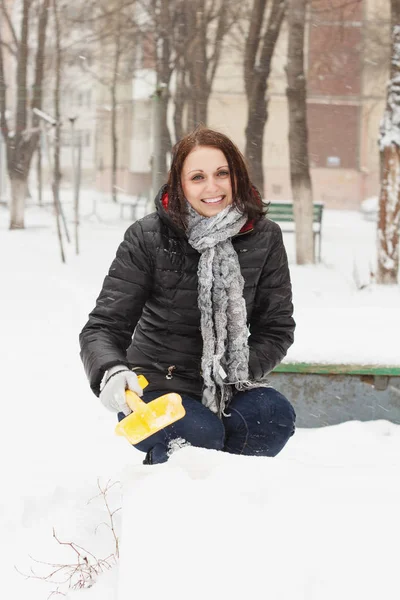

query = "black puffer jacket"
(79, 187), (295, 399)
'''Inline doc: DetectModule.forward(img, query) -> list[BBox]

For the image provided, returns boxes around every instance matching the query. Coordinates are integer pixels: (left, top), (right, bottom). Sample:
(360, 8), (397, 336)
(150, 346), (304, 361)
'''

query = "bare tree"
(87, 0), (129, 203)
(286, 0), (314, 264)
(145, 0), (239, 184)
(0, 0), (50, 229)
(153, 0), (173, 183)
(184, 0), (234, 132)
(377, 0), (400, 284)
(110, 15), (124, 203)
(51, 0), (65, 262)
(75, 0), (137, 202)
(243, 0), (286, 194)
(96, 0), (136, 203)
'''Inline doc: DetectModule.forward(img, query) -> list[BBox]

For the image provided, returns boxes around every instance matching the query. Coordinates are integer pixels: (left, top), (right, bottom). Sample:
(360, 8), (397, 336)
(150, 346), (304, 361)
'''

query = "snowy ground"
(1, 189), (399, 600)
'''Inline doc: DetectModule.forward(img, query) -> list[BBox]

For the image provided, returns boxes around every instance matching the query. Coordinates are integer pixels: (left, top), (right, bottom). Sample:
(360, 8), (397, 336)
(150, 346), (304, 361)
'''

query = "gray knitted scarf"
(187, 204), (265, 417)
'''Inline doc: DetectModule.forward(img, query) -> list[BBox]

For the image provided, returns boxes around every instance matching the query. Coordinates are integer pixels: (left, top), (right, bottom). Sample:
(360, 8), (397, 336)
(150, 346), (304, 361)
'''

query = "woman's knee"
(176, 394), (225, 450)
(223, 387), (296, 457)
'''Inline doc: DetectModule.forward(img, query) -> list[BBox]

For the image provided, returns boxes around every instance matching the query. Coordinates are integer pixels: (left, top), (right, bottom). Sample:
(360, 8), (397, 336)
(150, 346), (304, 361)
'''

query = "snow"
(360, 195), (378, 220)
(284, 208), (400, 366)
(0, 189), (399, 600)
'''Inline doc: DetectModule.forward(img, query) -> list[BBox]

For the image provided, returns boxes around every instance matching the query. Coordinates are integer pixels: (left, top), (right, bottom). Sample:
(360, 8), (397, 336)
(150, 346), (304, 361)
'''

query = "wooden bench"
(273, 361), (400, 391)
(270, 362), (400, 426)
(273, 361), (400, 378)
(267, 201), (324, 262)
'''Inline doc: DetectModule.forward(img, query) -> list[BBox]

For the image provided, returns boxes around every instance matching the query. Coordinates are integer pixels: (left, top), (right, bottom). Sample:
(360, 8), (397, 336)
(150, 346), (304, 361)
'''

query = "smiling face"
(181, 146), (233, 217)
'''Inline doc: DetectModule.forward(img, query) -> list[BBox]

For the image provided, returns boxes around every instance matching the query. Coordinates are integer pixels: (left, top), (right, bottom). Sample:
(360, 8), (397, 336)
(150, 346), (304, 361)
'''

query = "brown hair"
(166, 125), (267, 229)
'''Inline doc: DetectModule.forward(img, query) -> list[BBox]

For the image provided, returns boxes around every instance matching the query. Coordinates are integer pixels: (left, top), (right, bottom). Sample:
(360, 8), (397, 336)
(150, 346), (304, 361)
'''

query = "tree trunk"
(173, 63), (186, 142)
(286, 0), (314, 264)
(377, 0), (400, 284)
(37, 145), (43, 206)
(111, 30), (121, 203)
(244, 0), (286, 195)
(160, 89), (171, 183)
(245, 91), (268, 193)
(9, 177), (27, 229)
(52, 0), (65, 263)
(187, 1), (208, 129)
(156, 0), (172, 182)
(1, 0), (50, 229)
(377, 144), (400, 284)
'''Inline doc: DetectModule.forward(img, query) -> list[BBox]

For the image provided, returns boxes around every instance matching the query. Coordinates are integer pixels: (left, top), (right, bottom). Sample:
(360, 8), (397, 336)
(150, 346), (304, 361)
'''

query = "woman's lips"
(201, 195), (225, 204)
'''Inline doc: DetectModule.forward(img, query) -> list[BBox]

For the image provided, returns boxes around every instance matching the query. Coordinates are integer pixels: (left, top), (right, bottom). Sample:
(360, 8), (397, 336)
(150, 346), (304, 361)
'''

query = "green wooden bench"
(270, 362), (400, 425)
(273, 361), (400, 390)
(267, 201), (324, 262)
(273, 362), (400, 377)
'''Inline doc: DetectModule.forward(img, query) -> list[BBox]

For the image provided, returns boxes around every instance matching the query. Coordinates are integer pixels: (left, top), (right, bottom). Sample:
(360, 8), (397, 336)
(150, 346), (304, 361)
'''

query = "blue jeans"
(118, 387), (296, 464)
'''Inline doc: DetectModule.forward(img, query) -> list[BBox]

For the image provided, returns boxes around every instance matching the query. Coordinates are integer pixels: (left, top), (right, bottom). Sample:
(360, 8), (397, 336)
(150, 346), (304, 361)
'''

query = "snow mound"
(115, 422), (400, 600)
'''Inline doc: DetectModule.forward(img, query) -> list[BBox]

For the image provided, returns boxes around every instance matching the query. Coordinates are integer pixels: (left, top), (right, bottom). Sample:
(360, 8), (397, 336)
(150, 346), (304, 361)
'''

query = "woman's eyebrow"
(187, 165), (229, 174)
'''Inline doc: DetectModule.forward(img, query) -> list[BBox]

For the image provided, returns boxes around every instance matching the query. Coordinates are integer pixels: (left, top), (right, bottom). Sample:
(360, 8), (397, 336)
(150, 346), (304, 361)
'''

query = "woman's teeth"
(202, 196), (224, 204)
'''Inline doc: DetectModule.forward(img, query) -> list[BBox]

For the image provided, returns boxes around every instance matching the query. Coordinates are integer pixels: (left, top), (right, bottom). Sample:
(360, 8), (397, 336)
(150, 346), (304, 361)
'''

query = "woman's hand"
(100, 366), (143, 416)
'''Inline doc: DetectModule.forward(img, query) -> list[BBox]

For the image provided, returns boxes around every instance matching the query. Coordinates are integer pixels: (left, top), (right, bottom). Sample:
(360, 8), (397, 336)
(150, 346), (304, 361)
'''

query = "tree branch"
(0, 39), (17, 58)
(0, 0), (19, 50)
(208, 0), (230, 90)
(258, 0), (286, 79)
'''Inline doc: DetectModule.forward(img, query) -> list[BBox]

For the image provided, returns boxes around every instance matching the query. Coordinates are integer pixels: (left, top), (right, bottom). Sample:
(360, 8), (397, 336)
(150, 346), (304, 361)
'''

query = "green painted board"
(273, 362), (400, 376)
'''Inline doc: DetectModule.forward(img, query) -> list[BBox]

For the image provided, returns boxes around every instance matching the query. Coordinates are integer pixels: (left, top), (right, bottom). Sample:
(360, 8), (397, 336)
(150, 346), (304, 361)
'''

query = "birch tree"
(243, 0), (286, 194)
(0, 0), (50, 229)
(377, 0), (400, 285)
(286, 0), (314, 264)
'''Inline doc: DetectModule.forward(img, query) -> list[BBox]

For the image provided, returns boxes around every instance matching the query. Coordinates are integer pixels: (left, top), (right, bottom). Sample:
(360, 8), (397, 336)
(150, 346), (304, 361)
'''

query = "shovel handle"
(137, 374), (149, 389)
(125, 389), (146, 413)
(124, 375), (149, 412)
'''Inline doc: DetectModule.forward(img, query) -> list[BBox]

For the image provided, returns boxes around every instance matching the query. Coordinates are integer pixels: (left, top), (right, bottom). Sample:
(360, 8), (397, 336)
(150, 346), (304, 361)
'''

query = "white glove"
(100, 365), (143, 416)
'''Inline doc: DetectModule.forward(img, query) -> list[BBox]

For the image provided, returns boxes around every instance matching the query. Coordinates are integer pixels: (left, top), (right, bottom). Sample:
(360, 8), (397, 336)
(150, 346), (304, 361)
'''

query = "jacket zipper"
(166, 365), (176, 380)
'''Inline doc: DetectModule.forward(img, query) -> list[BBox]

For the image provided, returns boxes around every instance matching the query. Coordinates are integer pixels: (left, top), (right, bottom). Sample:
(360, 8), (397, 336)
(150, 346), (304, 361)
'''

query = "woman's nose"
(204, 177), (219, 194)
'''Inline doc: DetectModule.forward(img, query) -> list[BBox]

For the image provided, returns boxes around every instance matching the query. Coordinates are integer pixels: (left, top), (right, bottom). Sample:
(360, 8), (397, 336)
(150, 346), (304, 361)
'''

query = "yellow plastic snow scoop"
(115, 375), (185, 445)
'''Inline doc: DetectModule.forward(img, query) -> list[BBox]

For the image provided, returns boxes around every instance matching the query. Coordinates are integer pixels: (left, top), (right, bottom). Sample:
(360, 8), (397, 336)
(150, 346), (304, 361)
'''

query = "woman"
(79, 126), (296, 465)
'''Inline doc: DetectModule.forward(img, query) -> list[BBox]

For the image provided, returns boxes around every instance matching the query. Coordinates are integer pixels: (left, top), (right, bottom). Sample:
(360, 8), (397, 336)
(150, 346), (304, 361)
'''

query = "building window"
(307, 103), (359, 170)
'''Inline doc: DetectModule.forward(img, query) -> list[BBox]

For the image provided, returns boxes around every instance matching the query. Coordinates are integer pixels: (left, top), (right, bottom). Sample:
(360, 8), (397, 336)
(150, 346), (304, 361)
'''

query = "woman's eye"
(191, 171), (229, 181)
